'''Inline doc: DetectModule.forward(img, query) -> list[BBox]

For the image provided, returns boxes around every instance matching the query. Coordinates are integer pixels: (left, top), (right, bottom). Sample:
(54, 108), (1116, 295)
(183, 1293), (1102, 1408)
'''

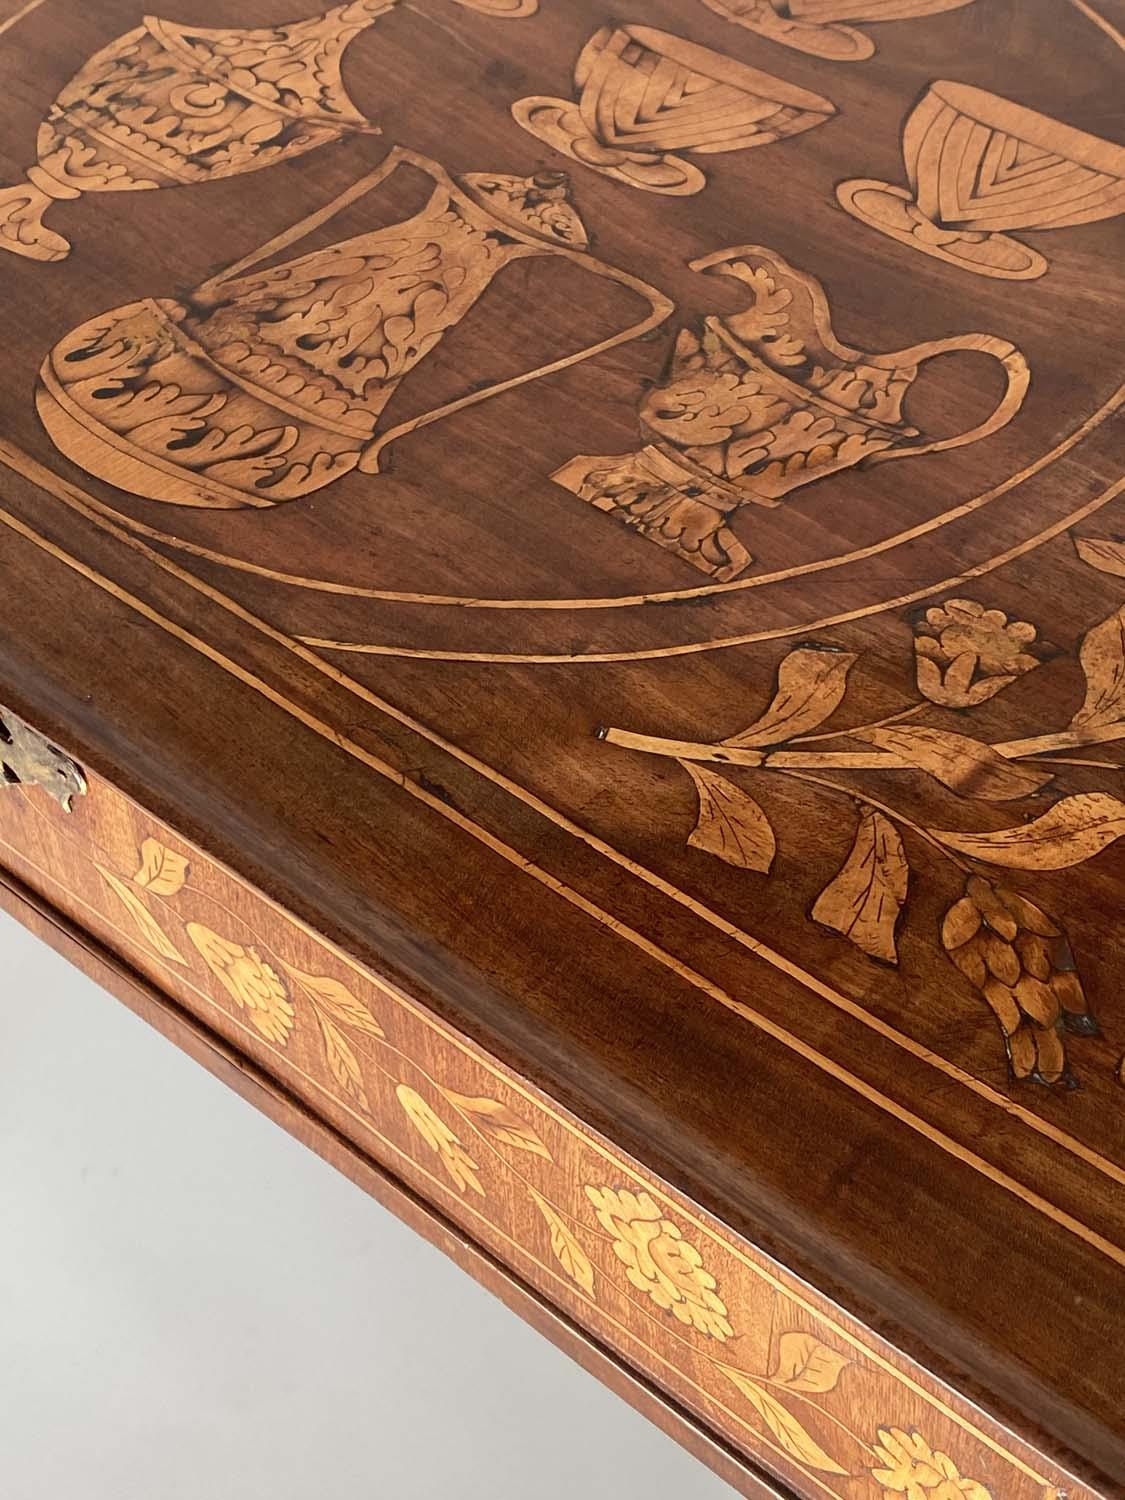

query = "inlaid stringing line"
(1068, 0), (1125, 51)
(0, 0), (49, 39)
(38, 385), (1122, 612)
(2, 471), (1125, 1275)
(1, 439), (1124, 1195)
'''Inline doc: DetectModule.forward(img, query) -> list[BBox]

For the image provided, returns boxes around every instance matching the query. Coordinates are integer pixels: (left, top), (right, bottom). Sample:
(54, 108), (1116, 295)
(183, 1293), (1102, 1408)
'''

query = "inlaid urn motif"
(37, 148), (673, 508)
(700, 0), (976, 63)
(511, 24), (835, 195)
(552, 246), (1029, 580)
(0, 0), (395, 263)
(838, 80), (1125, 279)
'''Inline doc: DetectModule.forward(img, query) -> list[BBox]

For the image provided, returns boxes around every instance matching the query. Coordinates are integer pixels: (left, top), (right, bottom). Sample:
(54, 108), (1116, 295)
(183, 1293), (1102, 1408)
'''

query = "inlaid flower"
(871, 1427), (991, 1500)
(585, 1186), (733, 1340)
(913, 598), (1038, 708)
(186, 922), (295, 1044)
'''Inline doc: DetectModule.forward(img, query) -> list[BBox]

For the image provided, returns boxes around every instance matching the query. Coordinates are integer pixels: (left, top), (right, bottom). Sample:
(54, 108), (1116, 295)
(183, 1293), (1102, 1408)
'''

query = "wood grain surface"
(0, 0), (1121, 1495)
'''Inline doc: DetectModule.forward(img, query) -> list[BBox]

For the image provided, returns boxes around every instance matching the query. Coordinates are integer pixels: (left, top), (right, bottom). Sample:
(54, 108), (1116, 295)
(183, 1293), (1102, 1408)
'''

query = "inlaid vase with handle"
(36, 147), (673, 509)
(551, 245), (1029, 581)
(837, 80), (1125, 278)
(0, 0), (397, 263)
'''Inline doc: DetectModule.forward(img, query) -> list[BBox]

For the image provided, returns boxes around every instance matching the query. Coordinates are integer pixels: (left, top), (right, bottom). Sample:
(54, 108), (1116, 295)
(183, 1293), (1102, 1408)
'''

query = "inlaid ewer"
(838, 80), (1125, 278)
(552, 246), (1029, 580)
(700, 0), (975, 63)
(37, 147), (673, 508)
(511, 24), (835, 195)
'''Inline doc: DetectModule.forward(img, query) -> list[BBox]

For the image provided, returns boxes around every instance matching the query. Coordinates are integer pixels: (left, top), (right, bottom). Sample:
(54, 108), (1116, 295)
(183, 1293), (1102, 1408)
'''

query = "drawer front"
(0, 725), (1094, 1500)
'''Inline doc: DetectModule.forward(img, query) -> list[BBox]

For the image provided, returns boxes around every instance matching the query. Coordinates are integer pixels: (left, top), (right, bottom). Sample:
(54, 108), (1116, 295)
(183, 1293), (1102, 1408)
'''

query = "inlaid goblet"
(512, 24), (835, 195)
(837, 80), (1125, 278)
(0, 0), (396, 263)
(701, 0), (975, 63)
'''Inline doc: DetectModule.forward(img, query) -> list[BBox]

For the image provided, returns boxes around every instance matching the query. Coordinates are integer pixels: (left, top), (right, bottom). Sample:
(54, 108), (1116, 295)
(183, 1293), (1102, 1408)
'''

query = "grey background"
(0, 908), (733, 1500)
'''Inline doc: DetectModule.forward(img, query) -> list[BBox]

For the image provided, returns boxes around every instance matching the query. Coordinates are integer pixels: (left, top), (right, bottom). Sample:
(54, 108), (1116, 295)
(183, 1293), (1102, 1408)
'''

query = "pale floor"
(0, 908), (735, 1500)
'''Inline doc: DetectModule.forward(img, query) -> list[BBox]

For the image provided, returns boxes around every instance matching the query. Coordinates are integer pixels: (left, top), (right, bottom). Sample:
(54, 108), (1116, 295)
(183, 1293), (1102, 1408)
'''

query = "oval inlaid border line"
(3, 453), (1125, 1251)
(31, 385), (1122, 615)
(301, 474), (1125, 662)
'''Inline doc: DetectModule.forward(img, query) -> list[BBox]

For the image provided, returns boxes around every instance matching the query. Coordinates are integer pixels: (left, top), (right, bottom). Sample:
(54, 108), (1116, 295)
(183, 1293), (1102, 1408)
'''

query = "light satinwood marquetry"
(599, 588), (1125, 1087)
(36, 148), (671, 507)
(551, 245), (1028, 580)
(0, 1), (1123, 1496)
(0, 0), (395, 262)
(838, 80), (1125, 280)
(0, 0), (544, 263)
(511, 25), (836, 195)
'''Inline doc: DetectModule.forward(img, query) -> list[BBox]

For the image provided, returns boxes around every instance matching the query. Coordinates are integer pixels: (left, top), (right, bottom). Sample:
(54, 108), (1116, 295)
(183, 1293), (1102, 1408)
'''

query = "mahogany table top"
(0, 0), (1122, 1495)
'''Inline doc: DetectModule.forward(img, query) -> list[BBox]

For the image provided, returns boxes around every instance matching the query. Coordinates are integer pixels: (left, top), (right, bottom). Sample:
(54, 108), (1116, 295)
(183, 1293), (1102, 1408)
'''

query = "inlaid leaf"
(683, 761), (776, 873)
(771, 1333), (850, 1394)
(1069, 605), (1125, 731)
(132, 837), (189, 896)
(811, 808), (907, 964)
(281, 964), (384, 1036)
(931, 793), (1125, 870)
(441, 1090), (552, 1160)
(315, 1011), (370, 1113)
(721, 1367), (847, 1475)
(1075, 536), (1125, 579)
(722, 648), (857, 749)
(529, 1188), (595, 1297)
(396, 1084), (484, 1196)
(864, 725), (1053, 803)
(96, 864), (186, 965)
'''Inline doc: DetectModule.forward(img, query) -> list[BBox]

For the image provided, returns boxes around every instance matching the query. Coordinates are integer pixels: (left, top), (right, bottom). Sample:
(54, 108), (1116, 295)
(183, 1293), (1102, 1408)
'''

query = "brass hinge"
(0, 706), (87, 811)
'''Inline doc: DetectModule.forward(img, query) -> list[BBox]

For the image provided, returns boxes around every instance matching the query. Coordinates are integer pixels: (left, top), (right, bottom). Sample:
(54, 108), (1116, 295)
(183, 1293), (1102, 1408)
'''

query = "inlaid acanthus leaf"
(683, 761), (776, 872)
(441, 1090), (552, 1159)
(722, 648), (857, 749)
(720, 1367), (847, 1475)
(132, 837), (189, 896)
(863, 725), (1053, 803)
(1075, 535), (1125, 579)
(395, 1084), (484, 1196)
(1069, 604), (1125, 731)
(96, 863), (186, 965)
(315, 1011), (370, 1113)
(281, 964), (384, 1036)
(771, 1333), (850, 1394)
(931, 793), (1125, 870)
(529, 1188), (595, 1297)
(810, 808), (907, 963)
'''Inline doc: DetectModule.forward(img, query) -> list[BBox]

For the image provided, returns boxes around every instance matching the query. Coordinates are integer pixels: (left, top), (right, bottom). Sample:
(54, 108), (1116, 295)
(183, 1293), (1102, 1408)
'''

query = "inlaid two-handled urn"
(0, 0), (402, 263)
(0, 0), (544, 264)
